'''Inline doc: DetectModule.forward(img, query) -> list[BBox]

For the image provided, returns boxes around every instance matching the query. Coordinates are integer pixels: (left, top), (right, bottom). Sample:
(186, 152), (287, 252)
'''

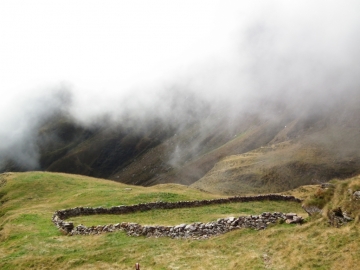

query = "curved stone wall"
(52, 194), (303, 238)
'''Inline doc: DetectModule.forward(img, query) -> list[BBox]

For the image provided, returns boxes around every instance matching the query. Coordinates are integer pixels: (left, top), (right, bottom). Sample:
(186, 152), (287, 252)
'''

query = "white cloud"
(0, 0), (243, 96)
(0, 0), (360, 169)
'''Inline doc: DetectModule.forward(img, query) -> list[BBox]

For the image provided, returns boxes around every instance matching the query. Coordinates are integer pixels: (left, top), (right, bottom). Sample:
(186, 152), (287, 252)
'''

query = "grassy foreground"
(0, 172), (359, 269)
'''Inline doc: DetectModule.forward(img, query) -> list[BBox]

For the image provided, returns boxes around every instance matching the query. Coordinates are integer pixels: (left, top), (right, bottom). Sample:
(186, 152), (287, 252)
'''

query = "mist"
(1, 1), (360, 171)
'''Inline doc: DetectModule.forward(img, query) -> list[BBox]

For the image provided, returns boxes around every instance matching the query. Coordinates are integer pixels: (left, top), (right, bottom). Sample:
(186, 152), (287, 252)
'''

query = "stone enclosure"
(52, 194), (303, 239)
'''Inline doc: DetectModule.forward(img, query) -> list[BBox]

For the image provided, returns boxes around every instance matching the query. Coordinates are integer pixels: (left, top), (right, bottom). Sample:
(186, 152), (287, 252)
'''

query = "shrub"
(305, 186), (335, 209)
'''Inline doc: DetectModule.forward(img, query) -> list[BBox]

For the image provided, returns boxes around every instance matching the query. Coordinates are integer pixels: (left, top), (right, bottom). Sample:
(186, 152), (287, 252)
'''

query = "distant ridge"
(3, 101), (360, 195)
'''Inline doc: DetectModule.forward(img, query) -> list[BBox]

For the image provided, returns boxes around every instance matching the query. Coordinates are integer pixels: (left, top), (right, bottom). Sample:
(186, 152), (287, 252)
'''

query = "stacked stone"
(53, 194), (301, 219)
(54, 212), (303, 238)
(285, 213), (304, 224)
(52, 194), (303, 237)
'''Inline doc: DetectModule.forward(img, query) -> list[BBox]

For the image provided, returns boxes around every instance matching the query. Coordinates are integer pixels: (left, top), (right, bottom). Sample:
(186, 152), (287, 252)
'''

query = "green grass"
(70, 201), (302, 227)
(1, 172), (360, 269)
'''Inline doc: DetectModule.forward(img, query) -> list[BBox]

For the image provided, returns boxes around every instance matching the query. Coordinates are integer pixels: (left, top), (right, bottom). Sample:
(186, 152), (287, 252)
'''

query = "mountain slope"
(1, 171), (360, 269)
(2, 100), (360, 195)
(192, 108), (360, 194)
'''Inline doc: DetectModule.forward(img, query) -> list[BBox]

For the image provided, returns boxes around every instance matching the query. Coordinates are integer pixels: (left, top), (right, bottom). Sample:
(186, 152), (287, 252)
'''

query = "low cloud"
(1, 1), (359, 171)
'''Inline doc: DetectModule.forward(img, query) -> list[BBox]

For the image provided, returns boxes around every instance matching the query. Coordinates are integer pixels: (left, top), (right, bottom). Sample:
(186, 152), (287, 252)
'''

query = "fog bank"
(1, 1), (359, 171)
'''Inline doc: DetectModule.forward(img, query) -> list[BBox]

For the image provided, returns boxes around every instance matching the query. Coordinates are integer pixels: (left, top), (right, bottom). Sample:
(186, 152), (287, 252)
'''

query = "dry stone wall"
(52, 194), (303, 239)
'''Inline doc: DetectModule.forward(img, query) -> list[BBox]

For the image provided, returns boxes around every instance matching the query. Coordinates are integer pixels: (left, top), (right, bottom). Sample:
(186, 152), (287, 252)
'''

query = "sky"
(1, 1), (359, 115)
(1, 1), (241, 105)
(0, 1), (360, 169)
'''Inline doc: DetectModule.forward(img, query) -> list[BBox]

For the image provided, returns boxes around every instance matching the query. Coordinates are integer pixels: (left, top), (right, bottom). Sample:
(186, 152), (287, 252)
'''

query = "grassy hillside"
(191, 138), (360, 195)
(108, 117), (288, 186)
(1, 172), (360, 269)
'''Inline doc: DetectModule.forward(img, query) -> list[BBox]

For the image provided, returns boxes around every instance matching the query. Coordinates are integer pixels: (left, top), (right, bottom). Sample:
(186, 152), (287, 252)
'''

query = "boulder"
(302, 204), (322, 216)
(285, 213), (297, 219)
(353, 191), (360, 200)
(63, 222), (74, 232)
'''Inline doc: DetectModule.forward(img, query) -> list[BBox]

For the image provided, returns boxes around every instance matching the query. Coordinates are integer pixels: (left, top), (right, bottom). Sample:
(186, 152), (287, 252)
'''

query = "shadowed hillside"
(2, 95), (360, 194)
(2, 96), (360, 195)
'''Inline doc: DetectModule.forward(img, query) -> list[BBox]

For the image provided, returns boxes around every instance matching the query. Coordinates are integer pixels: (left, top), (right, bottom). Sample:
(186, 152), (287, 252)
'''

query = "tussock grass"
(1, 172), (360, 269)
(191, 139), (360, 195)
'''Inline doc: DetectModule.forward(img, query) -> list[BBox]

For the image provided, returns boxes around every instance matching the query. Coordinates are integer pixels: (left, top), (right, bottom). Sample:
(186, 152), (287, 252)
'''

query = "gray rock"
(353, 191), (360, 200)
(174, 224), (187, 230)
(343, 212), (353, 221)
(185, 224), (196, 231)
(285, 213), (297, 219)
(302, 204), (322, 216)
(63, 222), (74, 232)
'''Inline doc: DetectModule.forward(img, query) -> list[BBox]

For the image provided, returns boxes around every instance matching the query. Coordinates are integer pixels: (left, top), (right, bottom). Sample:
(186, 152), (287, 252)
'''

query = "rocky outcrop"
(52, 194), (303, 238)
(327, 207), (353, 228)
(353, 191), (360, 200)
(302, 204), (322, 216)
